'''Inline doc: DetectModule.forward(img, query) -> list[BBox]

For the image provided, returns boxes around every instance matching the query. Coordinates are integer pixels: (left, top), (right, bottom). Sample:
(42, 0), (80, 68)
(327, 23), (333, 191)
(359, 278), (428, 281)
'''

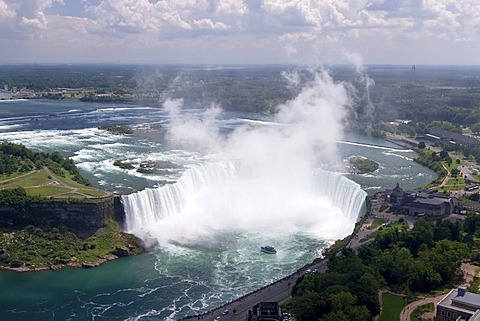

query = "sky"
(0, 0), (479, 65)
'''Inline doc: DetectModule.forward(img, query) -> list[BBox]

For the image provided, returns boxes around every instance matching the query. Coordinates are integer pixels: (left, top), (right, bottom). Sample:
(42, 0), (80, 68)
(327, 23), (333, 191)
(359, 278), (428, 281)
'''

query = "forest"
(2, 64), (480, 120)
(290, 215), (479, 321)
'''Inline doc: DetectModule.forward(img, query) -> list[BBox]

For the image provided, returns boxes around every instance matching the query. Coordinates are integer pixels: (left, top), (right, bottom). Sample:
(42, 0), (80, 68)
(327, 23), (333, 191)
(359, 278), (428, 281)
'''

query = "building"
(427, 129), (480, 148)
(390, 183), (405, 207)
(249, 302), (281, 321)
(437, 287), (480, 321)
(388, 184), (455, 216)
(407, 192), (456, 216)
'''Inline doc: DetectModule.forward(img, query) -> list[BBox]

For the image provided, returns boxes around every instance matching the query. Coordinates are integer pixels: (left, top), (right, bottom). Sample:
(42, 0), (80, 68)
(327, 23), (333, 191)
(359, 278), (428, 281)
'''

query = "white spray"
(122, 67), (367, 247)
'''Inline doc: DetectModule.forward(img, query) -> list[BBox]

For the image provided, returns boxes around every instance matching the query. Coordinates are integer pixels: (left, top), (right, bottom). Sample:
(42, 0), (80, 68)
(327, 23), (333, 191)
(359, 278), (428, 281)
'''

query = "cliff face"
(0, 196), (123, 238)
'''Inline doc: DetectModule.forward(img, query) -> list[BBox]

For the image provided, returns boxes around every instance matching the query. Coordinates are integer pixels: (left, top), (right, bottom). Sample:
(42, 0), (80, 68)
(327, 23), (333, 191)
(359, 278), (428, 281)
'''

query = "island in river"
(0, 142), (143, 272)
(349, 156), (380, 174)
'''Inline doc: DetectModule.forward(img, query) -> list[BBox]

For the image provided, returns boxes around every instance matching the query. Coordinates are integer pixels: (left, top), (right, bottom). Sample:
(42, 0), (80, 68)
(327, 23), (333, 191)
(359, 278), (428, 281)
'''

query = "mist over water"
(122, 68), (366, 248)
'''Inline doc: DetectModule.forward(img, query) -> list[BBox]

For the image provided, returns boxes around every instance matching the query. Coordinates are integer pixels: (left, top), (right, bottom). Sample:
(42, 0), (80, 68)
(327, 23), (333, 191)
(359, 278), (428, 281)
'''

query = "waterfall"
(313, 169), (367, 222)
(122, 161), (237, 233)
(121, 160), (367, 244)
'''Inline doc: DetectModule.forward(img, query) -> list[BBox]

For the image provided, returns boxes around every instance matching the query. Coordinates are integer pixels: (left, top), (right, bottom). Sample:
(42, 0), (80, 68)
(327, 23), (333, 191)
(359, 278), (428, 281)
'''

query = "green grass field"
(411, 302), (434, 321)
(371, 218), (389, 229)
(379, 292), (406, 321)
(0, 168), (109, 199)
(446, 178), (465, 185)
(25, 186), (71, 197)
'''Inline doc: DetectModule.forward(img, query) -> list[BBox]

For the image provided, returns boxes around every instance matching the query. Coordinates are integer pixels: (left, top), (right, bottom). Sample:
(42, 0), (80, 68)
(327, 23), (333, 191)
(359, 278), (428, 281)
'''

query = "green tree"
(291, 290), (323, 321)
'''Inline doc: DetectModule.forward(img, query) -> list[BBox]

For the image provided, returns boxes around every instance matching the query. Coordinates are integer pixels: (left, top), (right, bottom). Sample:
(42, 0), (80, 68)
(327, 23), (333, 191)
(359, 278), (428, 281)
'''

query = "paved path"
(42, 166), (112, 199)
(398, 264), (479, 321)
(400, 294), (445, 321)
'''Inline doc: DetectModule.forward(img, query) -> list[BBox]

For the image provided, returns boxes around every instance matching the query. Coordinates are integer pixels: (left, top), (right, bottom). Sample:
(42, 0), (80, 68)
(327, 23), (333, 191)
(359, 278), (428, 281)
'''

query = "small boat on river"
(261, 246), (277, 254)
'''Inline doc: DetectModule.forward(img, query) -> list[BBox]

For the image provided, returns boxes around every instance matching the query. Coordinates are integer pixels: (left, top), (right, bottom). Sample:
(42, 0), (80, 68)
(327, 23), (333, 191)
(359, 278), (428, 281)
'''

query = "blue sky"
(0, 0), (479, 65)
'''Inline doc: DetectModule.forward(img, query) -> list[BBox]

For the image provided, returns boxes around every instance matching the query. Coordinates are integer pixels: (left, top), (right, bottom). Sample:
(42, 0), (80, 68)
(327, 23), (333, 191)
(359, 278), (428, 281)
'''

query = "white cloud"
(20, 13), (48, 29)
(0, 0), (479, 64)
(215, 0), (247, 16)
(278, 31), (317, 43)
(0, 0), (15, 19)
(193, 18), (229, 30)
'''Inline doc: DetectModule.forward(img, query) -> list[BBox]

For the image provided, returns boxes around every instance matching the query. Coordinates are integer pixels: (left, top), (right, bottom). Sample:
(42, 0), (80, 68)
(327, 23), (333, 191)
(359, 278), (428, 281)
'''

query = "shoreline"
(0, 253), (121, 273)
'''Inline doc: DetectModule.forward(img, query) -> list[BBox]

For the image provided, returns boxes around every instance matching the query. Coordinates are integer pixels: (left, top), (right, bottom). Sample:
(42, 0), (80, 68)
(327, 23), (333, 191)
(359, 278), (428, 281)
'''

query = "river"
(0, 97), (436, 320)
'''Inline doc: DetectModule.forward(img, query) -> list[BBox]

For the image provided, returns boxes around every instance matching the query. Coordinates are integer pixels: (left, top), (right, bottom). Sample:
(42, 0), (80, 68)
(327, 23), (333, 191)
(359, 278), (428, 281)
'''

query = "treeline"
(413, 148), (450, 182)
(368, 66), (480, 127)
(291, 251), (380, 321)
(80, 95), (131, 103)
(291, 215), (480, 321)
(398, 120), (480, 164)
(0, 187), (36, 207)
(0, 142), (89, 185)
(0, 65), (136, 92)
(358, 218), (470, 293)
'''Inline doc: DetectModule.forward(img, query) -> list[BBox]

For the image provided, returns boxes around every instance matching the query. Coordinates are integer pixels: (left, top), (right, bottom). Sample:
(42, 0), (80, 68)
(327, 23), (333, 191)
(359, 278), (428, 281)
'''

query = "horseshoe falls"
(122, 160), (367, 247)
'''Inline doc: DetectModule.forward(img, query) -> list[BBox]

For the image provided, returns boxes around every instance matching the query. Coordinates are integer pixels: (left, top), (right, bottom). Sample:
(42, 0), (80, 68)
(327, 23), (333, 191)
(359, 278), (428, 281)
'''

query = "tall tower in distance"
(410, 64), (417, 85)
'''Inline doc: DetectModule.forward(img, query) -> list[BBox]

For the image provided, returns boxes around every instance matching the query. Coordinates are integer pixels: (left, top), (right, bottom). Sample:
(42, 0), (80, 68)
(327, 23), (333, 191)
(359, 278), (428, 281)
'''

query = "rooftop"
(438, 288), (480, 315)
(412, 198), (450, 206)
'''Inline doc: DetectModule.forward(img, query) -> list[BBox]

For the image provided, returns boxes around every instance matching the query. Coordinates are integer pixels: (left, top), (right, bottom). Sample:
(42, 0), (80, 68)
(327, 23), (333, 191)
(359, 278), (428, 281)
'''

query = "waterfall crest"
(313, 169), (367, 223)
(122, 160), (366, 245)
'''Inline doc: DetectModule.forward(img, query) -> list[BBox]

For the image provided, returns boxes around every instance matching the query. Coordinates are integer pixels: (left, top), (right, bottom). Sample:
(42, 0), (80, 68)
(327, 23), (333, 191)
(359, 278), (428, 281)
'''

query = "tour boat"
(260, 246), (277, 254)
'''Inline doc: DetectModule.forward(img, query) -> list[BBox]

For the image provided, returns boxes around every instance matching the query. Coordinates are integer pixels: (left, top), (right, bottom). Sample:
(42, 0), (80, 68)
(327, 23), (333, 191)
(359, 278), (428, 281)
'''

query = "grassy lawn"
(77, 188), (108, 197)
(25, 186), (71, 197)
(411, 303), (434, 321)
(371, 218), (389, 229)
(379, 292), (406, 321)
(469, 273), (480, 294)
(0, 168), (107, 199)
(443, 185), (467, 191)
(0, 171), (37, 183)
(0, 170), (45, 188)
(442, 161), (459, 172)
(54, 193), (85, 199)
(56, 173), (89, 188)
(373, 221), (409, 238)
(446, 178), (465, 185)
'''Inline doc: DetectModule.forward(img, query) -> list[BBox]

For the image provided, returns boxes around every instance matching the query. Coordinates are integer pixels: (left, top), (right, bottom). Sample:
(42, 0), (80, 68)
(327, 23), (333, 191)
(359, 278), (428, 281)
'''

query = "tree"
(291, 290), (323, 321)
(418, 141), (426, 149)
(440, 150), (449, 159)
(321, 305), (370, 321)
(471, 122), (480, 133)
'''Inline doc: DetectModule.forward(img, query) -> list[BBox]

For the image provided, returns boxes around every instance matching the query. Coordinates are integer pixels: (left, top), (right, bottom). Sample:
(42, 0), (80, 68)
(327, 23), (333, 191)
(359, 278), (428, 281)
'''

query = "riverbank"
(0, 217), (144, 273)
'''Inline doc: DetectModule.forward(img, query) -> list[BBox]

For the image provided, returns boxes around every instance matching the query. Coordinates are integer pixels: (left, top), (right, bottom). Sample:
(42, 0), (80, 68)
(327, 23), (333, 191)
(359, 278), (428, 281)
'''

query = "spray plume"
(123, 66), (367, 247)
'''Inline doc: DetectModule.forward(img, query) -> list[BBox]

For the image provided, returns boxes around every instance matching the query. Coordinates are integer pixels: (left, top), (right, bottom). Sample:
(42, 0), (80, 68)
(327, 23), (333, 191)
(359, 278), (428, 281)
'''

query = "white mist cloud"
(131, 66), (359, 246)
(163, 99), (223, 150)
